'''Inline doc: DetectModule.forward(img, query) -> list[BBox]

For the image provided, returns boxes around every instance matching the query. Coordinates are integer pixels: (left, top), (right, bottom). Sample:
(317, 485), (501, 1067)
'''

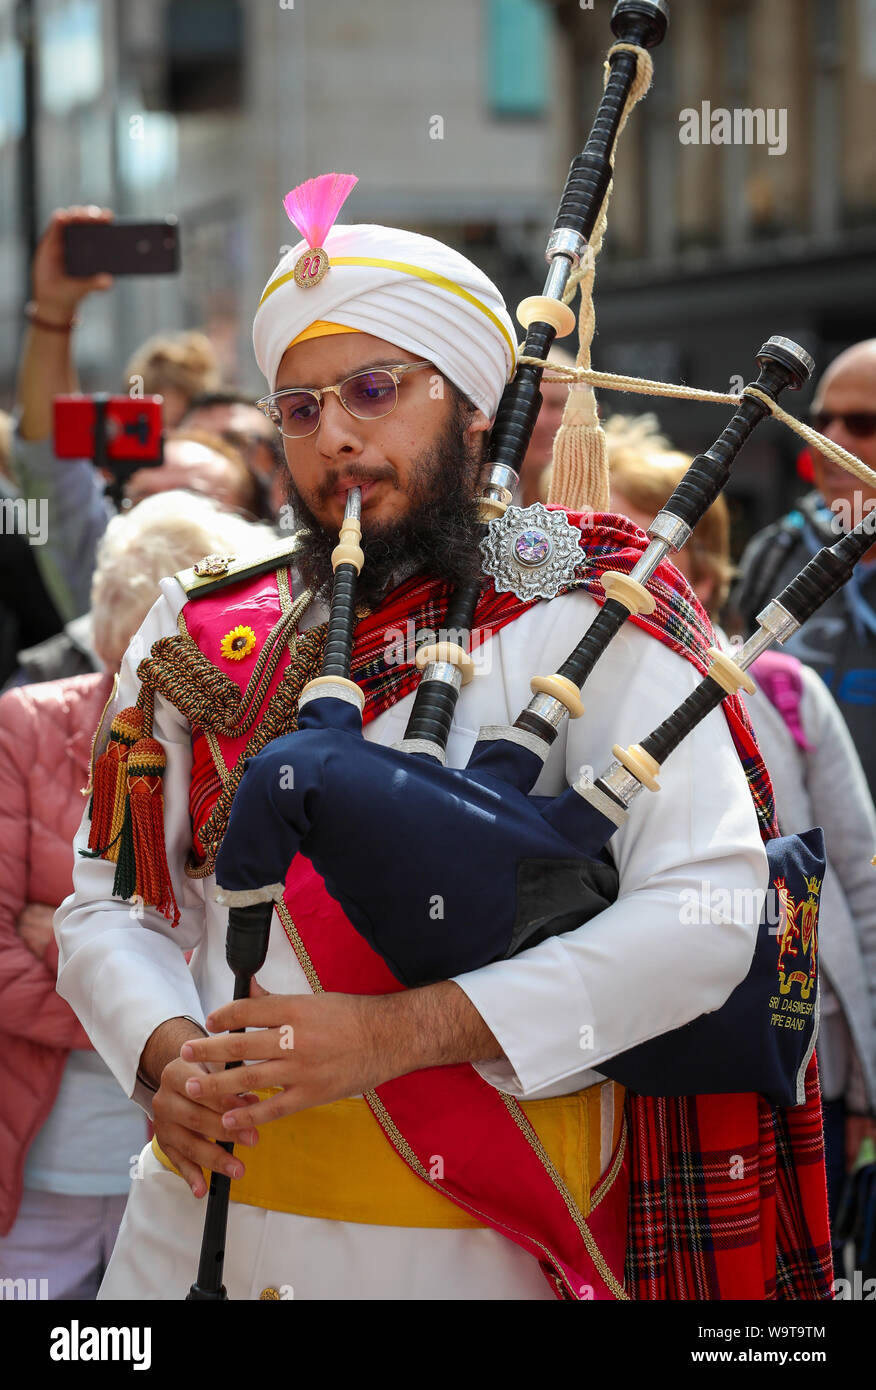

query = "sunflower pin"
(220, 624), (257, 662)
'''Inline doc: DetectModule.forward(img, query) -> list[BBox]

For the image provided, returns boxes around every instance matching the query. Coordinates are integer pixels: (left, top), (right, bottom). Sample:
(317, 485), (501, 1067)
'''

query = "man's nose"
(314, 391), (364, 456)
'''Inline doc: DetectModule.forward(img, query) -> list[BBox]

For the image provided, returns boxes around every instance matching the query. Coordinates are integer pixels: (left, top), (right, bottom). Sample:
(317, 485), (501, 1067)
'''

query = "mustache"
(314, 464), (397, 507)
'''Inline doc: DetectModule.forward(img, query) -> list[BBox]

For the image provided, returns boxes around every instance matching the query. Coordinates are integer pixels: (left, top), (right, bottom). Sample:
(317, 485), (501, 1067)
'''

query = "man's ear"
(464, 409), (492, 444)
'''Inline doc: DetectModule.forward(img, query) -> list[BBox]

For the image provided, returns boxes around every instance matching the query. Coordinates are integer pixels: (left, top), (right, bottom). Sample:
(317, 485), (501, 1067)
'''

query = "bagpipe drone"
(187, 0), (876, 1297)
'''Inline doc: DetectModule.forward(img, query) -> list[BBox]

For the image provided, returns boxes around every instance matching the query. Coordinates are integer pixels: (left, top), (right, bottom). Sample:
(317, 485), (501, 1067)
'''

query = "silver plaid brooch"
(480, 503), (585, 601)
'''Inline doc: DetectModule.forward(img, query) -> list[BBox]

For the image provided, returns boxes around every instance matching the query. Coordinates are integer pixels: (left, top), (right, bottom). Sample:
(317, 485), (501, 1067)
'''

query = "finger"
(221, 1089), (302, 1130)
(206, 996), (291, 1032)
(222, 1089), (262, 1111)
(160, 1127), (247, 1185)
(161, 1143), (209, 1198)
(181, 1028), (282, 1065)
(185, 1061), (286, 1102)
(250, 977), (270, 998)
(159, 1085), (260, 1142)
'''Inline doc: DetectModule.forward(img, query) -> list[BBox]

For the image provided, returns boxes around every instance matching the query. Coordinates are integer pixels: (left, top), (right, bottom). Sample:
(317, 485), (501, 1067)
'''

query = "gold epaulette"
(173, 530), (307, 601)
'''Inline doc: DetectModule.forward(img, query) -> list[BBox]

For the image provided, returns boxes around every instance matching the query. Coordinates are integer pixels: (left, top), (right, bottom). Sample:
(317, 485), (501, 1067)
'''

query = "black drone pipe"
(402, 0), (669, 751)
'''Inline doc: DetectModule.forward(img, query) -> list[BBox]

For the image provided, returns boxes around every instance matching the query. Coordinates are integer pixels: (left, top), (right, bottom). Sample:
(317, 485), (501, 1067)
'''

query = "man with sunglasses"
(55, 189), (826, 1302)
(732, 338), (876, 796)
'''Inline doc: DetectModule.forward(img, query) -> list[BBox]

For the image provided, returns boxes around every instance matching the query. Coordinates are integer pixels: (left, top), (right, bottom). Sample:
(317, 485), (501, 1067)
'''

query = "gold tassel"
(548, 384), (610, 514)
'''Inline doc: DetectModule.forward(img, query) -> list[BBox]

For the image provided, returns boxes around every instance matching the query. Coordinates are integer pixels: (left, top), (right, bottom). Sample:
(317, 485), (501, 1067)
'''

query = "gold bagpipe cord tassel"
(82, 689), (180, 927)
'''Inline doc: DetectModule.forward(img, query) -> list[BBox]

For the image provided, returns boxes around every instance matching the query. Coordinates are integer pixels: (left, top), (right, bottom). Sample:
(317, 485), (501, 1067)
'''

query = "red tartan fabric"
(625, 1067), (831, 1299)
(181, 509), (832, 1299)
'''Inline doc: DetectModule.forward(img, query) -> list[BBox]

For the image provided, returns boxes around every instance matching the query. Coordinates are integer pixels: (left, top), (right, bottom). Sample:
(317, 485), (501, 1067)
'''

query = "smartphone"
(54, 395), (164, 463)
(63, 218), (179, 277)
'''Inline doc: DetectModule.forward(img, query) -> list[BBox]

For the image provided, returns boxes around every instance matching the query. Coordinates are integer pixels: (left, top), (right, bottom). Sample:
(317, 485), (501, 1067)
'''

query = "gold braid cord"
(133, 586), (327, 880)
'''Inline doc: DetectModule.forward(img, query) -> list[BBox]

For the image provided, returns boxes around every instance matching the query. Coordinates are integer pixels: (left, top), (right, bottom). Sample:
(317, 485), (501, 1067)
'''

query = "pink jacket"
(0, 670), (114, 1235)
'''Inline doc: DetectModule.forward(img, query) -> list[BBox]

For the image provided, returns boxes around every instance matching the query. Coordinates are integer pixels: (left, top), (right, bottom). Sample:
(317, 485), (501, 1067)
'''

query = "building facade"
(550, 0), (876, 532)
(0, 0), (573, 398)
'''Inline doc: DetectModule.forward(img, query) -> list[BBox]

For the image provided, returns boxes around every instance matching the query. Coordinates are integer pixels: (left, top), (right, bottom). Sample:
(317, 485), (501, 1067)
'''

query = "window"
(0, 37), (23, 144)
(39, 0), (102, 115)
(164, 0), (243, 113)
(486, 0), (549, 117)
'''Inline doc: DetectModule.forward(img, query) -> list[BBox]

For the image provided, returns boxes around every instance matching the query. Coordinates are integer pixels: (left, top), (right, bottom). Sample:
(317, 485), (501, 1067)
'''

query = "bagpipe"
(187, 0), (876, 1297)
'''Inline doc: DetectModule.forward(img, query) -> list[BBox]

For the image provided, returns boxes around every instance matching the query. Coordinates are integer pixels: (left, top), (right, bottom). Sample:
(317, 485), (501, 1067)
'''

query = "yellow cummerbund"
(151, 1081), (625, 1228)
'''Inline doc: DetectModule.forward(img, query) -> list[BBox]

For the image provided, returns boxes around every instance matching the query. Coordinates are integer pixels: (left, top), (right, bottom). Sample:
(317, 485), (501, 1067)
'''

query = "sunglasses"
(257, 361), (433, 439)
(809, 410), (876, 439)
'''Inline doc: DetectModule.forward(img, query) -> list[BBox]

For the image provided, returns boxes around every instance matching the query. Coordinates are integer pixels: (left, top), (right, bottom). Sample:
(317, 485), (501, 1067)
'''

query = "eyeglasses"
(257, 361), (433, 439)
(810, 410), (876, 439)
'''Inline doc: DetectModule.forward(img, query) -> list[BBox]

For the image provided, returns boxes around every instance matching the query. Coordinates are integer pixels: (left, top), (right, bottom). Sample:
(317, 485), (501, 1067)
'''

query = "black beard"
(283, 407), (486, 608)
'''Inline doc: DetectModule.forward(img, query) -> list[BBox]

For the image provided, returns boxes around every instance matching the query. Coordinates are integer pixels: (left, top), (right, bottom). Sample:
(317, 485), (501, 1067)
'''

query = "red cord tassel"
(126, 737), (181, 927)
(86, 706), (144, 861)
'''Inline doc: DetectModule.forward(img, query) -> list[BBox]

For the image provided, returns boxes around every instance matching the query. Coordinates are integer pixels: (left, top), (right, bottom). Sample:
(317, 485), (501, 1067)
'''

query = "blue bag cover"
(215, 698), (619, 986)
(596, 828), (825, 1107)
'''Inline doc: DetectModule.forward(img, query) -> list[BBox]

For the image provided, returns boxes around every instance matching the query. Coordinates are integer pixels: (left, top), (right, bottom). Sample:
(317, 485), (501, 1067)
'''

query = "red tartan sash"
(181, 511), (832, 1300)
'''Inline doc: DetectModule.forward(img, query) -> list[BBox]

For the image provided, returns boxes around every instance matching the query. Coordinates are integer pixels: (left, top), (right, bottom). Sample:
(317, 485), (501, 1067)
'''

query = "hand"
(179, 981), (398, 1131)
(143, 1016), (260, 1199)
(152, 1054), (262, 1199)
(179, 978), (503, 1134)
(17, 902), (57, 961)
(31, 205), (115, 318)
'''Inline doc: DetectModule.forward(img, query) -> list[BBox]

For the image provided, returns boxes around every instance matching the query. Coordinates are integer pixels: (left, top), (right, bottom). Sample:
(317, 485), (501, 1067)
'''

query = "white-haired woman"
(0, 492), (272, 1298)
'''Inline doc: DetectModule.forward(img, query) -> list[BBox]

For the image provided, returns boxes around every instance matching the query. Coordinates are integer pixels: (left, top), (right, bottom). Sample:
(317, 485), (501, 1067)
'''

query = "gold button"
(259, 1286), (280, 1300)
(194, 553), (235, 578)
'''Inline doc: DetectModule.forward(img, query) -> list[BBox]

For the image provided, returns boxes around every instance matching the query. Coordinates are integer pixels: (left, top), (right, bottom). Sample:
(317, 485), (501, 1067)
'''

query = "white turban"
(252, 223), (517, 418)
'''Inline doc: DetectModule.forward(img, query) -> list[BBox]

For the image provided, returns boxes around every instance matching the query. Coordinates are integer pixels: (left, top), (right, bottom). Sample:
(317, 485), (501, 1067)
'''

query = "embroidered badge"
(775, 873), (821, 1001)
(220, 625), (257, 662)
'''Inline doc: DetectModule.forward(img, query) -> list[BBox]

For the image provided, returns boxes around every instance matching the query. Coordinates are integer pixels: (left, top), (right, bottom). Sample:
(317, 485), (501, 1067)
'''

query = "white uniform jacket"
(54, 569), (768, 1300)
